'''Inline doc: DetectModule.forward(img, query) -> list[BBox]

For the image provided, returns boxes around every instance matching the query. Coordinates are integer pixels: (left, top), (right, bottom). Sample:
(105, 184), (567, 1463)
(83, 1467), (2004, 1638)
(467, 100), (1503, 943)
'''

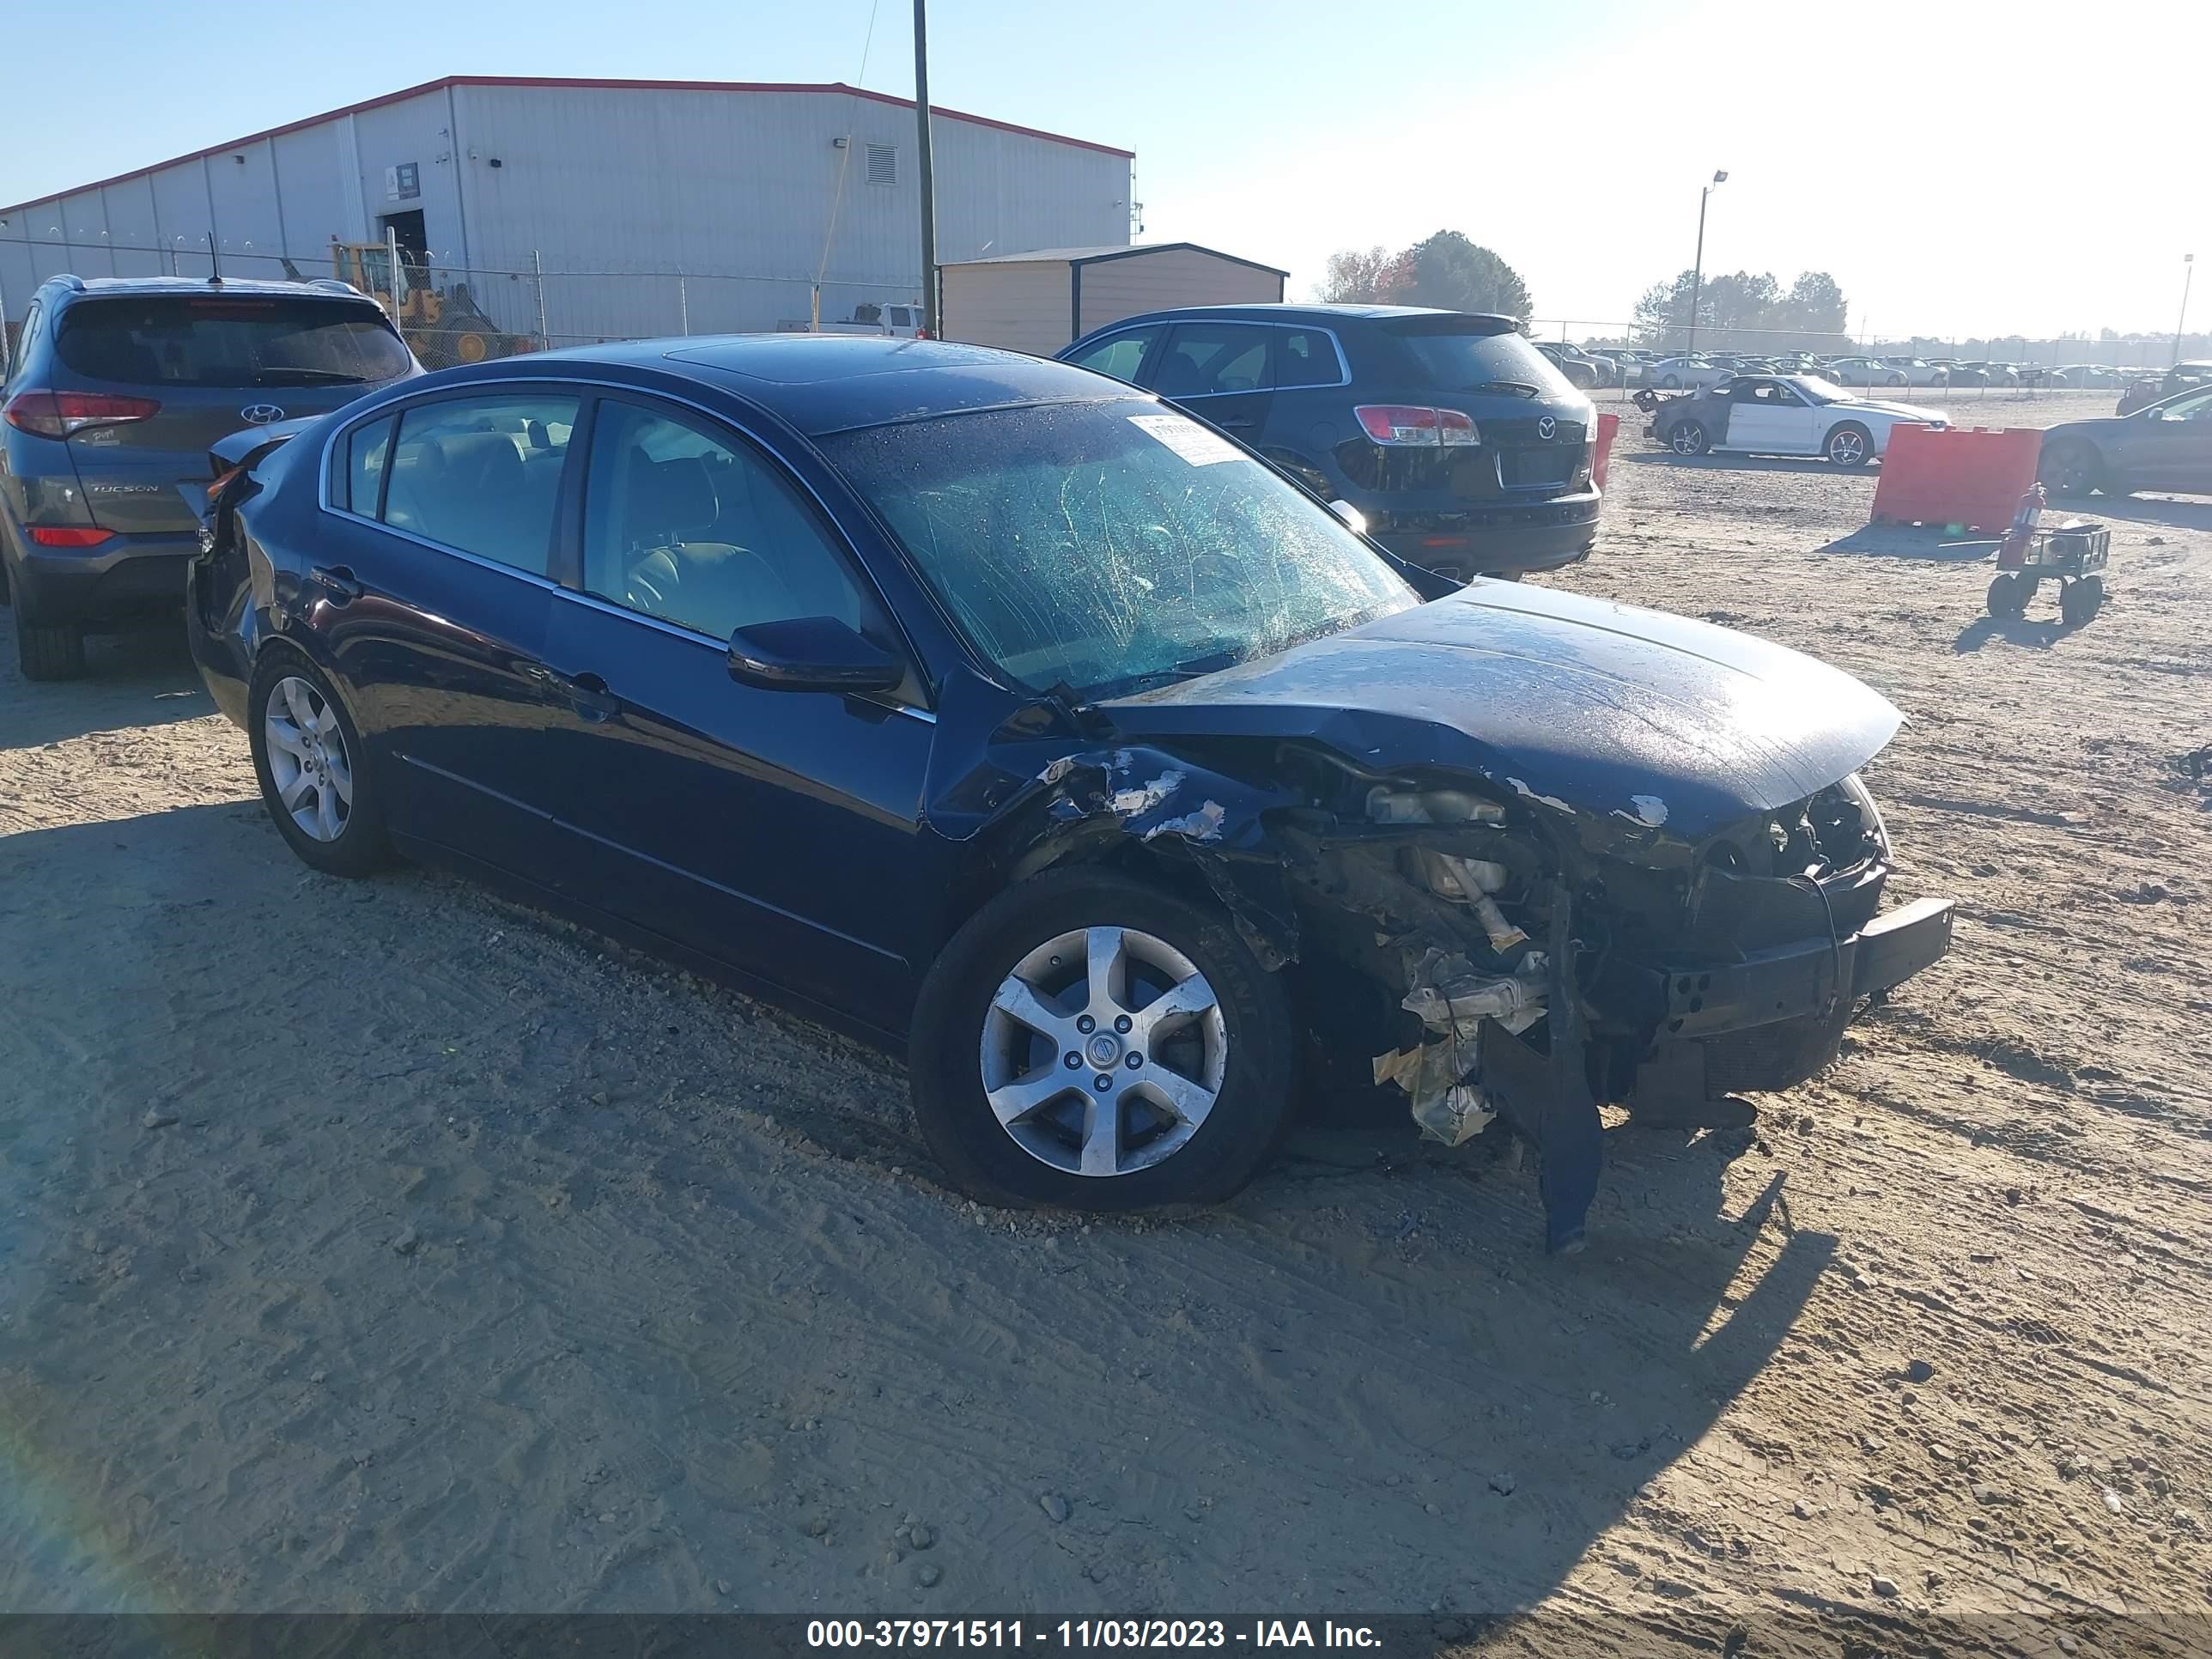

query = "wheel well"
(246, 634), (373, 750)
(1260, 447), (1333, 499)
(933, 808), (1229, 964)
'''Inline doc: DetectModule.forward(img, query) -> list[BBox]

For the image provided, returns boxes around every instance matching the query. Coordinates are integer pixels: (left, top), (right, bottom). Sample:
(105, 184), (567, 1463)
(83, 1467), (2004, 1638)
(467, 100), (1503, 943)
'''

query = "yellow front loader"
(329, 240), (534, 368)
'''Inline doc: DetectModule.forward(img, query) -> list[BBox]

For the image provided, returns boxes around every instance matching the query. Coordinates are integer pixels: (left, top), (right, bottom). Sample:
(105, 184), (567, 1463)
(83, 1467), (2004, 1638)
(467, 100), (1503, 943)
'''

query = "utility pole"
(913, 0), (939, 337)
(1684, 169), (1727, 357)
(2176, 253), (2196, 366)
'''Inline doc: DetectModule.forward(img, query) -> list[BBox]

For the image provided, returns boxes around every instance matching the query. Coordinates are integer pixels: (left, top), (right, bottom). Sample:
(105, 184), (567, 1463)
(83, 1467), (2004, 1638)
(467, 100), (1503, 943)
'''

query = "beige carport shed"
(939, 243), (1289, 357)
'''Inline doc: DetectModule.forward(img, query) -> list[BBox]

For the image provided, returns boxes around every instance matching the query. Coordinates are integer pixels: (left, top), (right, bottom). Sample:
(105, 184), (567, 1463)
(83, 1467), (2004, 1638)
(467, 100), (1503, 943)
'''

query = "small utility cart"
(1985, 483), (2110, 625)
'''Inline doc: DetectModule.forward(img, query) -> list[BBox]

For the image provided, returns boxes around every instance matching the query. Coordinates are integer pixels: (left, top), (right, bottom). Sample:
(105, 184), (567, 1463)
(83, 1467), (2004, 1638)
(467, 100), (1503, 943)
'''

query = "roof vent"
(865, 143), (897, 187)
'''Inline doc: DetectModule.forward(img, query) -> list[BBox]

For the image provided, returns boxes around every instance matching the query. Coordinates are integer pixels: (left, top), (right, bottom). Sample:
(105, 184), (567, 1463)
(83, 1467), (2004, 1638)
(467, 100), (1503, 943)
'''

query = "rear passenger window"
(580, 400), (862, 641)
(1274, 330), (1340, 389)
(343, 416), (393, 516)
(1152, 324), (1273, 398)
(382, 394), (578, 575)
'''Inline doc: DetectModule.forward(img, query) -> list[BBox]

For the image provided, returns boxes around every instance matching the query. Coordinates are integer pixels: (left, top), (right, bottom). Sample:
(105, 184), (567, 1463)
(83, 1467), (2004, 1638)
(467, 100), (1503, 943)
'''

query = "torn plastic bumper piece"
(1479, 885), (1602, 1255)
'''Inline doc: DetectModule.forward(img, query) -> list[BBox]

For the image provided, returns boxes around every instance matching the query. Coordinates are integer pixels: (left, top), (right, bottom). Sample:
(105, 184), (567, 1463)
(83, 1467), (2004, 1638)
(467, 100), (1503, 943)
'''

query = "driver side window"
(580, 400), (862, 641)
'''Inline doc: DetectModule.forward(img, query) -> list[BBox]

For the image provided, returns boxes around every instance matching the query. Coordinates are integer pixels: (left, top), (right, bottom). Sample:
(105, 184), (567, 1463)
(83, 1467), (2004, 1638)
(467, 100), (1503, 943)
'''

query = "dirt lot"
(3, 388), (2209, 1653)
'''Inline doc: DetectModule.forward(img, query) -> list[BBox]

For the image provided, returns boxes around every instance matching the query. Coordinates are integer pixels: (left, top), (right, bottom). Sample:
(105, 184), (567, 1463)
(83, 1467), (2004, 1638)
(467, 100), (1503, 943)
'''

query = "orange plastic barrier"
(1593, 411), (1620, 489)
(1868, 425), (2045, 534)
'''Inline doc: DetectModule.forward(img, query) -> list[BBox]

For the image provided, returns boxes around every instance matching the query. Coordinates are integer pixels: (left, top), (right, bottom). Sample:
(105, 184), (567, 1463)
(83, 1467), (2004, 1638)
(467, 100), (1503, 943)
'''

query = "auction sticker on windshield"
(1128, 413), (1242, 466)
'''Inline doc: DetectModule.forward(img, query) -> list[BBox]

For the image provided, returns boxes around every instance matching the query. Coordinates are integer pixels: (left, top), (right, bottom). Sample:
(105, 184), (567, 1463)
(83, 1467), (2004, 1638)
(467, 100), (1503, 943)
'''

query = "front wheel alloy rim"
(264, 676), (354, 842)
(979, 926), (1228, 1178)
(1830, 430), (1867, 464)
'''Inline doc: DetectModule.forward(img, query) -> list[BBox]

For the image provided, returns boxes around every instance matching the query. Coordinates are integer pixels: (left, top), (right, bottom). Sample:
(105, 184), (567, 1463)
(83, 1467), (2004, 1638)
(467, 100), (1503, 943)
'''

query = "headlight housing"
(1841, 771), (1889, 856)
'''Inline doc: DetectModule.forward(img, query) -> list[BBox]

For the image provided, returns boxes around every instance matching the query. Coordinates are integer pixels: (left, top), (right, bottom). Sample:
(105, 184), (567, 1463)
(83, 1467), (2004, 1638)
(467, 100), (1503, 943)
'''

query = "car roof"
(1078, 301), (1522, 331)
(453, 334), (1142, 438)
(39, 274), (377, 306)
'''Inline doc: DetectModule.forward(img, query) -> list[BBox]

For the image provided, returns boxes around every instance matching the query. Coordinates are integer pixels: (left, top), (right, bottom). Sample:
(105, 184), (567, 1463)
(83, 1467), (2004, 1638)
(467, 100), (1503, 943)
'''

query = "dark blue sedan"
(186, 337), (1952, 1252)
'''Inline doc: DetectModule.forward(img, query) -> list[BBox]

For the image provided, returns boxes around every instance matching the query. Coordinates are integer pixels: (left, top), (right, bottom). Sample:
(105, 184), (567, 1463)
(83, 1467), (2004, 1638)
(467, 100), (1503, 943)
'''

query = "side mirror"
(728, 616), (903, 695)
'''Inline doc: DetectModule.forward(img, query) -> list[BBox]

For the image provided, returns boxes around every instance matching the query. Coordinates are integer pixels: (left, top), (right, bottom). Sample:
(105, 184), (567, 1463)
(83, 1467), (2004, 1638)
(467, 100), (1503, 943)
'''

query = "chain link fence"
(1, 234), (2198, 383)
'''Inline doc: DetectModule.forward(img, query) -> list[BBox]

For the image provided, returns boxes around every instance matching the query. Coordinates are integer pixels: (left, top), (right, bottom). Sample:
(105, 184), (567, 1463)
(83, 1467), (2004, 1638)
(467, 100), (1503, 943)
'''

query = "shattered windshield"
(823, 399), (1419, 699)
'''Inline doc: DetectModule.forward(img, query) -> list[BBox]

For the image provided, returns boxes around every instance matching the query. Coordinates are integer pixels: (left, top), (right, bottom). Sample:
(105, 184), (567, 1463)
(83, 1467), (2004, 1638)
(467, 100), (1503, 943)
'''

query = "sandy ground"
(3, 387), (2209, 1652)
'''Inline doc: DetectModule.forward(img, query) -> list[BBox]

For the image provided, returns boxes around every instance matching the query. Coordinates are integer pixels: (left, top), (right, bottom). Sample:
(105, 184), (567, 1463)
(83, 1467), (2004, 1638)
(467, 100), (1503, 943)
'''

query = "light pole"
(2176, 253), (2195, 366)
(913, 0), (939, 337)
(1684, 169), (1728, 357)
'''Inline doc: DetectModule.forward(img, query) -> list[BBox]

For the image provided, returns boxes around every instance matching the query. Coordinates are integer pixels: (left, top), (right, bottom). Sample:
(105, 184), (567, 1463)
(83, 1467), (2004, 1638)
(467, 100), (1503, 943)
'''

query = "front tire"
(1661, 373), (1681, 389)
(908, 867), (1295, 1212)
(1826, 422), (1874, 467)
(246, 651), (389, 877)
(14, 605), (87, 680)
(1986, 572), (2033, 618)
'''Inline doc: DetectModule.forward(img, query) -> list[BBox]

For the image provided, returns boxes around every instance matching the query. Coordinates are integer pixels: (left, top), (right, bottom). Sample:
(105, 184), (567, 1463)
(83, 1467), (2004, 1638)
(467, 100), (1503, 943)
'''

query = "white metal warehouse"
(0, 76), (1134, 345)
(939, 243), (1289, 357)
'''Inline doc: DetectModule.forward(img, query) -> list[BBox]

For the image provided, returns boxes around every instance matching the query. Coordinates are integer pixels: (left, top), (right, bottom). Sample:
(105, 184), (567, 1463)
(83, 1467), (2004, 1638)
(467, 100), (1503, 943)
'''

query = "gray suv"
(2, 275), (419, 678)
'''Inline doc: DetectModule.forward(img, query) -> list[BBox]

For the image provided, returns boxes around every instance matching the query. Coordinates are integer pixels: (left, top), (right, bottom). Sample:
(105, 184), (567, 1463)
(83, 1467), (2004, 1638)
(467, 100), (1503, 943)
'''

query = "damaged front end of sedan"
(977, 584), (1956, 1254)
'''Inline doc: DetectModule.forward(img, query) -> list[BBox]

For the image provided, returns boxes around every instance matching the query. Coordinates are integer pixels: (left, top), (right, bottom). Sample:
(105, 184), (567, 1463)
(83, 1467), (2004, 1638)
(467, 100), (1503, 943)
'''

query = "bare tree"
(1316, 246), (1413, 305)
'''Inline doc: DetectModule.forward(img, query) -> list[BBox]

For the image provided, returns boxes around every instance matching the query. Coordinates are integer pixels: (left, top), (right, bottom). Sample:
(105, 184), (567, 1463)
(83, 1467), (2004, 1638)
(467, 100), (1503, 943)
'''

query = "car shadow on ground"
(1621, 451), (1871, 479)
(0, 796), (1839, 1623)
(2055, 493), (2212, 533)
(0, 616), (211, 752)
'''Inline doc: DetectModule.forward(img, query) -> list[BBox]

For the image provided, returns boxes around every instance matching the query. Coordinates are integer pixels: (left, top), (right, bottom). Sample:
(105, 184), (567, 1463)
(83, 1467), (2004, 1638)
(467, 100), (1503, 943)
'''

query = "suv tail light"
(3, 391), (162, 439)
(1354, 404), (1481, 447)
(26, 526), (115, 548)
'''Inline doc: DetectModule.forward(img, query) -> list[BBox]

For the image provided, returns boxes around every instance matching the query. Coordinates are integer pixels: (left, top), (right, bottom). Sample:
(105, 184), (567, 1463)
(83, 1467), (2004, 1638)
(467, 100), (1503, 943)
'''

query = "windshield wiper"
(1464, 380), (1540, 398)
(253, 368), (366, 386)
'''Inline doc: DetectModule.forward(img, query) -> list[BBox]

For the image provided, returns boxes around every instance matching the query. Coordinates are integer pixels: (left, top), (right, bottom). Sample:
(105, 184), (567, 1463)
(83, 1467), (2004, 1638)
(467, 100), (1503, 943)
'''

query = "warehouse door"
(377, 210), (427, 264)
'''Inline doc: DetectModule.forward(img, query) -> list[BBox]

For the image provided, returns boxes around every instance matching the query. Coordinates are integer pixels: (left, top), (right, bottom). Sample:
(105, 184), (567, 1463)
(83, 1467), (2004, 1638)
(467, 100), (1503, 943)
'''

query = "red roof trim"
(0, 75), (1132, 216)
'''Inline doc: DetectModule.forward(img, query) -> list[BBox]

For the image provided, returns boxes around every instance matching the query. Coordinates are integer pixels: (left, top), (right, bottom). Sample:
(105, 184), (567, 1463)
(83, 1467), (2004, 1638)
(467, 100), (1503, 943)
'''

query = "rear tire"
(2040, 440), (2103, 497)
(908, 866), (1295, 1212)
(246, 650), (390, 877)
(1661, 373), (1681, 389)
(14, 607), (86, 680)
(1986, 573), (2032, 619)
(2059, 574), (2104, 627)
(1669, 422), (1711, 456)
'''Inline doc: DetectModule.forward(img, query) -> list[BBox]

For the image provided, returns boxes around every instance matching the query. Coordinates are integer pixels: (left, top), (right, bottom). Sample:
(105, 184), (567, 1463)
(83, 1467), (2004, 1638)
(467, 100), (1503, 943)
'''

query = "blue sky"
(9, 0), (2207, 339)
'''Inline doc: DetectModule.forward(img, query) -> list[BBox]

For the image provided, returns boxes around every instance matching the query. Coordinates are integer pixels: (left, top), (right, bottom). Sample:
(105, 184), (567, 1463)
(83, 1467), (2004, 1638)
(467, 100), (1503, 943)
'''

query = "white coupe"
(1656, 374), (1948, 466)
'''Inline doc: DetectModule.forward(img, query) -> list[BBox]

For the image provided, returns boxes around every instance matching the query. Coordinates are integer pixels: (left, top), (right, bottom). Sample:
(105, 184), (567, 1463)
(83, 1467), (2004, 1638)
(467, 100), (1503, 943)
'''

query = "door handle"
(1215, 416), (1256, 430)
(564, 671), (619, 723)
(308, 564), (362, 604)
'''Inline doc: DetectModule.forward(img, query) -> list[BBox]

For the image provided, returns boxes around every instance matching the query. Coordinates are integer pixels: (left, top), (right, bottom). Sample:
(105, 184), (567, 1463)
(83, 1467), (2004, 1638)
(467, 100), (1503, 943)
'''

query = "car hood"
(2045, 416), (2133, 442)
(1101, 581), (1902, 839)
(1843, 398), (1940, 422)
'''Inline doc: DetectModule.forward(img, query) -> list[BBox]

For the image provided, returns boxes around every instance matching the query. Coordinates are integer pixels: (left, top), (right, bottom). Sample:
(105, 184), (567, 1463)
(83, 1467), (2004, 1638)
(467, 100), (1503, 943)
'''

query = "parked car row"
(3, 275), (1966, 1253)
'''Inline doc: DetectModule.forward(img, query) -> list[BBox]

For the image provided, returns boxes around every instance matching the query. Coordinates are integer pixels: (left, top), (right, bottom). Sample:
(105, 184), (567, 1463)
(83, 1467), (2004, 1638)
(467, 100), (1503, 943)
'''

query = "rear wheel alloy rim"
(979, 926), (1228, 1178)
(1830, 430), (1866, 464)
(264, 676), (353, 842)
(1672, 428), (1705, 454)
